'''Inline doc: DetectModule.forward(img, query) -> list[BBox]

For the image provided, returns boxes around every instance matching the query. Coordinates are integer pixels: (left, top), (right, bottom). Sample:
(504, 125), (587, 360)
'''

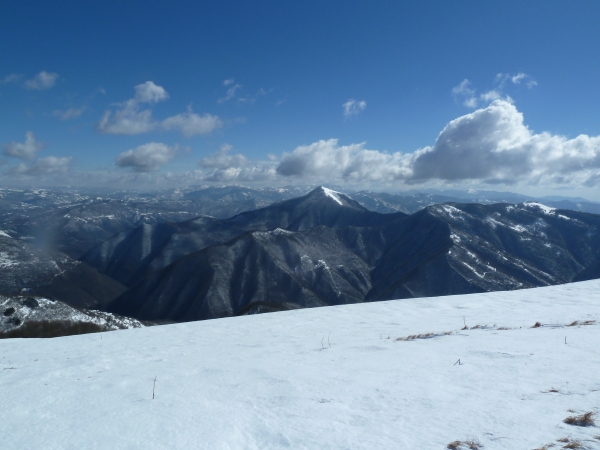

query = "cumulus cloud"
(13, 156), (72, 176)
(115, 142), (179, 172)
(97, 81), (169, 135)
(223, 78), (235, 86)
(3, 131), (44, 160)
(342, 99), (367, 117)
(276, 100), (600, 187)
(52, 107), (86, 120)
(161, 107), (222, 137)
(199, 143), (247, 169)
(23, 71), (59, 90)
(134, 81), (169, 103)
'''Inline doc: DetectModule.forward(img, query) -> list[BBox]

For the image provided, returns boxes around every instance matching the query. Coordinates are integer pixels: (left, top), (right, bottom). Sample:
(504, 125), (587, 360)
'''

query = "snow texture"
(0, 296), (143, 333)
(321, 186), (344, 205)
(523, 202), (557, 214)
(2, 281), (600, 449)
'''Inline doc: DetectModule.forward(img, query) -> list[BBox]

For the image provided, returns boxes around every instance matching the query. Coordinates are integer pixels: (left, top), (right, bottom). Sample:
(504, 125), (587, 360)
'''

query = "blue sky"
(1, 1), (600, 198)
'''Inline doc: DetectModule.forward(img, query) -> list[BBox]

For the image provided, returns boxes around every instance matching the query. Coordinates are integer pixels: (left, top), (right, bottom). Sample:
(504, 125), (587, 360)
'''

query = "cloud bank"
(276, 100), (600, 187)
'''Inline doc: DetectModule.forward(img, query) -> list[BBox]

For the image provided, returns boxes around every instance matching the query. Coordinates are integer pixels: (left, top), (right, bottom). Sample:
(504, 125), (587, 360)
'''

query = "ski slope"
(2, 281), (600, 449)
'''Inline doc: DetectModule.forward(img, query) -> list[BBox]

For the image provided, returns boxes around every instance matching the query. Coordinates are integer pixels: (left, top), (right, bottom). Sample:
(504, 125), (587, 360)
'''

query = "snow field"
(2, 280), (600, 449)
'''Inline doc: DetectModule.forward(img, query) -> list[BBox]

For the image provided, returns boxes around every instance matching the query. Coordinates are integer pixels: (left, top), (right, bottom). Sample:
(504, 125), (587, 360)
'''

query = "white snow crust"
(523, 202), (557, 214)
(321, 186), (344, 205)
(2, 281), (600, 449)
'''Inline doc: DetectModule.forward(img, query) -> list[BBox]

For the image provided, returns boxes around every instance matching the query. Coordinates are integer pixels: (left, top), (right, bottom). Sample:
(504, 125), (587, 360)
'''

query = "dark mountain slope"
(104, 201), (600, 322)
(0, 234), (126, 309)
(81, 187), (406, 287)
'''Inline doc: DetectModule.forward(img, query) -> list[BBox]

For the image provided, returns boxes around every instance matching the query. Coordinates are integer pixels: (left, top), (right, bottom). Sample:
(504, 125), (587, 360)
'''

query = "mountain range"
(2, 185), (600, 326)
(100, 188), (600, 322)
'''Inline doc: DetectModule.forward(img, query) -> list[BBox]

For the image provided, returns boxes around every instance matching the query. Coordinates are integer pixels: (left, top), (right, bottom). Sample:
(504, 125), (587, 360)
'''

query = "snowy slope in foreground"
(2, 282), (600, 449)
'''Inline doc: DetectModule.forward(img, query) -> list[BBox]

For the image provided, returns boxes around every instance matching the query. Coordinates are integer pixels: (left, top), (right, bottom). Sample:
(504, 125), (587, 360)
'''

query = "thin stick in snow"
(153, 376), (157, 400)
(327, 332), (331, 348)
(454, 359), (461, 366)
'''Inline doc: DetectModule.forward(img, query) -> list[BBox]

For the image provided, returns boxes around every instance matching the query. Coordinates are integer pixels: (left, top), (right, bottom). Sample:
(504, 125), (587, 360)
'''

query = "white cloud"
(496, 72), (537, 89)
(13, 156), (71, 176)
(223, 78), (235, 86)
(52, 107), (86, 120)
(453, 73), (536, 109)
(97, 82), (221, 136)
(479, 90), (502, 102)
(161, 107), (222, 137)
(0, 74), (20, 85)
(96, 81), (169, 134)
(97, 100), (156, 135)
(23, 71), (59, 90)
(3, 131), (44, 160)
(134, 81), (169, 103)
(203, 165), (277, 182)
(276, 100), (600, 188)
(218, 83), (242, 103)
(199, 143), (247, 169)
(342, 99), (367, 117)
(116, 142), (179, 172)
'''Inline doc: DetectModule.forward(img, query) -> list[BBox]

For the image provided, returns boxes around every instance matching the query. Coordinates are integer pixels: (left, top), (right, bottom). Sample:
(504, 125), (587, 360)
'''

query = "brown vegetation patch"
(563, 411), (596, 427)
(396, 331), (453, 341)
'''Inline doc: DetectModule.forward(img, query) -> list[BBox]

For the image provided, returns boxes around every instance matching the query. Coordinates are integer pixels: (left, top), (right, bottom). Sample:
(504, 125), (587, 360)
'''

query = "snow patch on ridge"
(321, 187), (344, 205)
(523, 202), (556, 214)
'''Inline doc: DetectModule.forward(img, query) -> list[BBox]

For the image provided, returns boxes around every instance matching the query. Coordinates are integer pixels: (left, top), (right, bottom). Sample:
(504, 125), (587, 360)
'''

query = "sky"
(1, 1), (600, 198)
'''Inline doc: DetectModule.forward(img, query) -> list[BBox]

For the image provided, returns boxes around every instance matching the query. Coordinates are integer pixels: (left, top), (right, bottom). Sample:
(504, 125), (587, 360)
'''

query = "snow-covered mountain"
(2, 280), (599, 449)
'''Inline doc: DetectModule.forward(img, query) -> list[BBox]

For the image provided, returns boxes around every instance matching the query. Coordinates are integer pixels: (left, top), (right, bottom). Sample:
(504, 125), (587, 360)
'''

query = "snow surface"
(322, 186), (344, 205)
(523, 202), (557, 214)
(2, 281), (600, 449)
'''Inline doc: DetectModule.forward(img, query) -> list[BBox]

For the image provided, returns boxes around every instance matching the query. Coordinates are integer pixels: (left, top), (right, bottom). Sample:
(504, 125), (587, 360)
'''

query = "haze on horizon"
(1, 2), (599, 200)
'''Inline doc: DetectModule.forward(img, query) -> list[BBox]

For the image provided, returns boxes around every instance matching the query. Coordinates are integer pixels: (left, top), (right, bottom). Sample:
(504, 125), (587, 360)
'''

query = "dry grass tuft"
(563, 411), (596, 427)
(533, 444), (555, 450)
(396, 331), (453, 341)
(532, 322), (542, 328)
(542, 388), (560, 393)
(562, 440), (582, 449)
(567, 319), (596, 327)
(447, 438), (483, 449)
(464, 438), (483, 449)
(556, 438), (570, 443)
